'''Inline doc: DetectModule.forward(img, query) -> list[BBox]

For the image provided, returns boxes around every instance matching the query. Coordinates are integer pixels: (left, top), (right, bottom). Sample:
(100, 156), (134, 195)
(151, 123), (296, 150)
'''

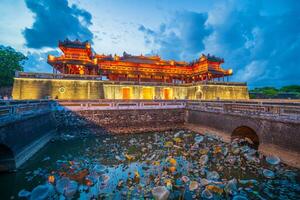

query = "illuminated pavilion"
(47, 39), (233, 83)
(12, 39), (249, 100)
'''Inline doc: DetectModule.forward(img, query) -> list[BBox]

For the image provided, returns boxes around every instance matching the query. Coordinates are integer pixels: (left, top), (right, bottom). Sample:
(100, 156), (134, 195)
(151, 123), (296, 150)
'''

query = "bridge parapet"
(55, 100), (187, 111)
(1, 99), (299, 124)
(187, 100), (300, 122)
(0, 100), (54, 126)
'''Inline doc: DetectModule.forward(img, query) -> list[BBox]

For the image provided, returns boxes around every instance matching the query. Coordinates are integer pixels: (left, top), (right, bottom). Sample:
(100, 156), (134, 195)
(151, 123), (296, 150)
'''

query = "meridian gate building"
(12, 39), (249, 100)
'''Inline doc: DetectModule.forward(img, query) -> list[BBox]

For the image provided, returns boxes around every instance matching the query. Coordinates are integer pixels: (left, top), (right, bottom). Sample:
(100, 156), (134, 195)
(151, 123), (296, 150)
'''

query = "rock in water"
(181, 176), (190, 183)
(56, 177), (78, 198)
(206, 171), (220, 181)
(200, 178), (210, 187)
(99, 174), (110, 185)
(18, 189), (31, 198)
(189, 181), (199, 191)
(30, 184), (54, 200)
(93, 164), (106, 174)
(266, 155), (280, 165)
(232, 195), (249, 200)
(224, 179), (237, 195)
(201, 188), (213, 199)
(174, 130), (184, 138)
(199, 155), (208, 166)
(152, 186), (170, 200)
(64, 181), (78, 198)
(195, 135), (204, 143)
(263, 169), (275, 179)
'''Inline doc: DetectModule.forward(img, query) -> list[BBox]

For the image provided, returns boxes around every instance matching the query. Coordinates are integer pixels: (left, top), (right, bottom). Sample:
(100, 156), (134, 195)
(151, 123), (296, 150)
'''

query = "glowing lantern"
(169, 158), (177, 166)
(169, 166), (176, 173)
(48, 175), (55, 184)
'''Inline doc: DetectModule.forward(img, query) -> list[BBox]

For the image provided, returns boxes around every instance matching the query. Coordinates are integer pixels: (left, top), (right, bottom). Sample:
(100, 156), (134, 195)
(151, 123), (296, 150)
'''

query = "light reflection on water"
(0, 129), (299, 199)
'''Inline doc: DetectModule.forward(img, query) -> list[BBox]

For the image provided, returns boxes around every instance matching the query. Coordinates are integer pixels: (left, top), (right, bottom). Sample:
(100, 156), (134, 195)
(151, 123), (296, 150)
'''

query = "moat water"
(0, 129), (299, 200)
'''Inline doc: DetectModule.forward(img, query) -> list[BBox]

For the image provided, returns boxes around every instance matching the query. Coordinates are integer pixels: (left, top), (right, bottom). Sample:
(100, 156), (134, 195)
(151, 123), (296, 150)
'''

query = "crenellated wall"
(12, 77), (249, 100)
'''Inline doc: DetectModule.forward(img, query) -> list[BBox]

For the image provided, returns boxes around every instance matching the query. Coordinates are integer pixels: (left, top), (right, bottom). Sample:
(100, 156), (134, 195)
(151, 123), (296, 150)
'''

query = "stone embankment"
(54, 109), (185, 134)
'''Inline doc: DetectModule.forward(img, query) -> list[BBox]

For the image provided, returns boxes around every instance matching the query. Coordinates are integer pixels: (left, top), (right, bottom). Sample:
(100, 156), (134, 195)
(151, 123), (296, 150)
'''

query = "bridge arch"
(231, 126), (259, 149)
(0, 144), (16, 172)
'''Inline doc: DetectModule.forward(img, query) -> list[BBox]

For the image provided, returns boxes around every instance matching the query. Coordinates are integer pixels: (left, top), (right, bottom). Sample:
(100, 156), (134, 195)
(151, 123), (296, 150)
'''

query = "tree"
(251, 87), (279, 97)
(0, 45), (27, 87)
(280, 85), (300, 93)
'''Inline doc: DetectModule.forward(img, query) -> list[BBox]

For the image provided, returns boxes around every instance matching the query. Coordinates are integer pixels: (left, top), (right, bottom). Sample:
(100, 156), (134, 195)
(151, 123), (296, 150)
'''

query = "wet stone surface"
(1, 129), (300, 199)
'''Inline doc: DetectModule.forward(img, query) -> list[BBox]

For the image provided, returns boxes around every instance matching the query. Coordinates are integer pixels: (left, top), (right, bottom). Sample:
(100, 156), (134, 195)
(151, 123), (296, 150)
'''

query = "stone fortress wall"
(12, 77), (249, 100)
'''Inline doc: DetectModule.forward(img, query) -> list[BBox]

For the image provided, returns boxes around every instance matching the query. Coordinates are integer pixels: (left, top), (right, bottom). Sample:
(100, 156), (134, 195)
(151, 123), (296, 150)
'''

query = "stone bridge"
(186, 101), (300, 156)
(0, 100), (56, 172)
(0, 99), (299, 171)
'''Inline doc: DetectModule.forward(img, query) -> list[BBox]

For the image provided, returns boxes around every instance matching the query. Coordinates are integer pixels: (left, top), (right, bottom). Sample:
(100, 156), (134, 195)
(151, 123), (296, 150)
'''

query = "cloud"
(139, 0), (300, 87)
(23, 0), (93, 49)
(204, 0), (300, 87)
(235, 60), (267, 82)
(23, 50), (60, 73)
(138, 11), (210, 61)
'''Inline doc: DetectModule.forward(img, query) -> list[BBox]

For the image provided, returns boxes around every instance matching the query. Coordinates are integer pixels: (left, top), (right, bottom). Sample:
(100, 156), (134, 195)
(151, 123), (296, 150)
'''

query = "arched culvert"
(0, 144), (16, 173)
(232, 126), (259, 149)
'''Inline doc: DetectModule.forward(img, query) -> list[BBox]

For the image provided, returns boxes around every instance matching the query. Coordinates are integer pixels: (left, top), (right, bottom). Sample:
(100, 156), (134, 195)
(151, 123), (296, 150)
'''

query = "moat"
(1, 129), (299, 200)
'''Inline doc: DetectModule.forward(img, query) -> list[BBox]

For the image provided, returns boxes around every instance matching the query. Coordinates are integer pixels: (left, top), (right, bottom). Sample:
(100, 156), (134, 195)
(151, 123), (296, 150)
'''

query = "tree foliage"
(0, 45), (27, 87)
(250, 85), (300, 98)
(280, 85), (300, 93)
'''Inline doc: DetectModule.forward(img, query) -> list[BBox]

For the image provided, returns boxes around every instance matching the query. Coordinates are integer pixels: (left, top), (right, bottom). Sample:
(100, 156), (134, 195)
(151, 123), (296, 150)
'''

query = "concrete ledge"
(15, 130), (55, 168)
(185, 123), (231, 142)
(259, 144), (300, 168)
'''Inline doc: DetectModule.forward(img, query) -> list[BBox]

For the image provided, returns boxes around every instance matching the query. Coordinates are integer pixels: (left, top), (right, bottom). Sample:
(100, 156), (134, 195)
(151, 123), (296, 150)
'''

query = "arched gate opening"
(0, 144), (15, 173)
(232, 126), (259, 149)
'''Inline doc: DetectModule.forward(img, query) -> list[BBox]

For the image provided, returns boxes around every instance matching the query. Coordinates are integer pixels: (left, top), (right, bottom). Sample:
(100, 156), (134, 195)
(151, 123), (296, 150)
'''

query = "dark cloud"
(139, 0), (300, 87)
(23, 0), (93, 49)
(138, 11), (210, 61)
(205, 0), (300, 87)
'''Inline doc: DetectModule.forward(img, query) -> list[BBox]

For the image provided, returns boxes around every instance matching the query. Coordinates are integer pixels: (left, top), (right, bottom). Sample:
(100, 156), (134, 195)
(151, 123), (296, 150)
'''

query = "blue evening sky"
(0, 0), (299, 88)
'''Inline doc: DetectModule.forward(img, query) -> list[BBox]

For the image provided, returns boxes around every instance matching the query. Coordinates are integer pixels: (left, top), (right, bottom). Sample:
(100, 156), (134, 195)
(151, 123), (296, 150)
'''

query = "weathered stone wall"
(12, 77), (249, 100)
(12, 78), (105, 100)
(187, 110), (300, 153)
(103, 84), (188, 99)
(187, 85), (249, 100)
(55, 109), (185, 134)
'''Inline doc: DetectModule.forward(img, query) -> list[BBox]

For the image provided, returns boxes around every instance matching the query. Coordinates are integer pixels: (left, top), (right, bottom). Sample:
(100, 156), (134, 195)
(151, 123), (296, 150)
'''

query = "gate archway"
(0, 144), (15, 172)
(232, 126), (259, 149)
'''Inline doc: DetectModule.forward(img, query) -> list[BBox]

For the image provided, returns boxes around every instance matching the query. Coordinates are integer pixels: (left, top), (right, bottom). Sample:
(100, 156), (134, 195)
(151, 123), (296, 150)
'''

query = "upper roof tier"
(55, 39), (224, 66)
(58, 39), (90, 49)
(48, 39), (233, 80)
